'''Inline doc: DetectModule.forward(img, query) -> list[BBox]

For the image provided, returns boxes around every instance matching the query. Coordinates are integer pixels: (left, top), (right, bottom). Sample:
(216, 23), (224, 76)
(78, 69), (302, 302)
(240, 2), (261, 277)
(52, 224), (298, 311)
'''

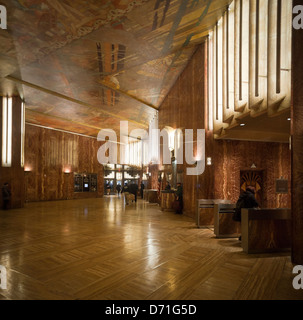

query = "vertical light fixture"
(217, 18), (223, 122)
(208, 32), (214, 131)
(149, 112), (159, 164)
(21, 101), (25, 168)
(2, 96), (12, 167)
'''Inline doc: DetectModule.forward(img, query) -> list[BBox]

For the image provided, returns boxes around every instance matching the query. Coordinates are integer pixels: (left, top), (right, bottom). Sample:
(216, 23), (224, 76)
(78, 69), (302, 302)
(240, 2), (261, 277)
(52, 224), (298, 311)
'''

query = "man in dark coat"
(128, 183), (139, 203)
(234, 186), (260, 222)
(116, 184), (122, 196)
(165, 181), (171, 191)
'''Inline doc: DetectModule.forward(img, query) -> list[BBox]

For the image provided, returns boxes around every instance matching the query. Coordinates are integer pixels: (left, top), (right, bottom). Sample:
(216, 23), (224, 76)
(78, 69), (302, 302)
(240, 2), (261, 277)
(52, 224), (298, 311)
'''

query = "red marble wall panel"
(213, 140), (291, 209)
(24, 125), (104, 202)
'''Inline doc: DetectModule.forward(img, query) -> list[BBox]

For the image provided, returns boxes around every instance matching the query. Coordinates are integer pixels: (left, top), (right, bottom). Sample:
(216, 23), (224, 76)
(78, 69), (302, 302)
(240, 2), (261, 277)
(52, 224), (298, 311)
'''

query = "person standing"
(175, 183), (183, 214)
(140, 182), (145, 199)
(2, 183), (11, 210)
(106, 183), (111, 195)
(121, 183), (130, 205)
(233, 186), (260, 241)
(233, 186), (260, 222)
(116, 184), (121, 197)
(128, 183), (139, 203)
(165, 181), (171, 191)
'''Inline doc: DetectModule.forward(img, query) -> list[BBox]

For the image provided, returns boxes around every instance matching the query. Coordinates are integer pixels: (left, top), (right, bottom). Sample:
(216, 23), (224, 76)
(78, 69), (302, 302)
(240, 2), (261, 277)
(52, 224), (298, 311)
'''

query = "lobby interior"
(0, 0), (303, 300)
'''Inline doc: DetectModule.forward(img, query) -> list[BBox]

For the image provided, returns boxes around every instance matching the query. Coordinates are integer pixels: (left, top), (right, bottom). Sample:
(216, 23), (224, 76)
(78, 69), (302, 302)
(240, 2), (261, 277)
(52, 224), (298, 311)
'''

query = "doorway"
(240, 170), (264, 206)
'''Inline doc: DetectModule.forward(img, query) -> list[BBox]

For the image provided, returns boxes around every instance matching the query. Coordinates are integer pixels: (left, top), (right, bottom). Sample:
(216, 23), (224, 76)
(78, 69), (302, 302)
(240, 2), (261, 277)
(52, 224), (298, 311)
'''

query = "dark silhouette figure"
(116, 184), (122, 196)
(128, 183), (139, 203)
(233, 186), (260, 222)
(175, 183), (183, 214)
(165, 181), (171, 191)
(140, 182), (145, 199)
(2, 183), (11, 210)
(234, 186), (260, 241)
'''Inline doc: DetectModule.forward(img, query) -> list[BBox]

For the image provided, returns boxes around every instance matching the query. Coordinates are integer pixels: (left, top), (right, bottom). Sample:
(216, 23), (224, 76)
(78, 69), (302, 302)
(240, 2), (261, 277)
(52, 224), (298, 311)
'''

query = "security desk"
(214, 203), (241, 238)
(196, 199), (231, 228)
(241, 208), (292, 254)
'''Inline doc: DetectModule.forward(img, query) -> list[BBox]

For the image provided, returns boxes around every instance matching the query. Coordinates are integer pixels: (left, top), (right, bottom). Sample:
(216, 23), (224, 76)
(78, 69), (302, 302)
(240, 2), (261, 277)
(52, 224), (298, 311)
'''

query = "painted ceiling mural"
(0, 0), (230, 136)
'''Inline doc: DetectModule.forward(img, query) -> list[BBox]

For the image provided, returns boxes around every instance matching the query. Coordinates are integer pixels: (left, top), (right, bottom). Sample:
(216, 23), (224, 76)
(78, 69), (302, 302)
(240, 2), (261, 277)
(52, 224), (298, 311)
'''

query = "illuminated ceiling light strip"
(2, 97), (12, 167)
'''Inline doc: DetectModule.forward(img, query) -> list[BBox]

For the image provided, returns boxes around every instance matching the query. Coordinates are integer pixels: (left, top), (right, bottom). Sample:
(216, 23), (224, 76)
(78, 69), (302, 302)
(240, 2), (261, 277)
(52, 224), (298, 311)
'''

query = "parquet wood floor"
(0, 197), (302, 300)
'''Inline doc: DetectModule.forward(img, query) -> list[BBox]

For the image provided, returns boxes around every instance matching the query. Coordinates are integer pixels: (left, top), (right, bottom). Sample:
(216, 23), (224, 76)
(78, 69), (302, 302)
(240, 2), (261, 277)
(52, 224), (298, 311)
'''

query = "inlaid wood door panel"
(240, 170), (263, 206)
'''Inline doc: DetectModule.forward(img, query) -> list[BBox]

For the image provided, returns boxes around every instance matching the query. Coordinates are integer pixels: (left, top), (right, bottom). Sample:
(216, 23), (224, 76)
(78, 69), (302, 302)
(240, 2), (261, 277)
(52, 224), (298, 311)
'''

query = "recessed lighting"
(287, 118), (291, 121)
(240, 123), (246, 127)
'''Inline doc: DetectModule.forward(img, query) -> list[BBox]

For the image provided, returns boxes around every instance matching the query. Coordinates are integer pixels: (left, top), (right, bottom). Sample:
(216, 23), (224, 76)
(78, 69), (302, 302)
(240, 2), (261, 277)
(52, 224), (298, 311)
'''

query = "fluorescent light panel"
(21, 101), (25, 167)
(2, 97), (12, 167)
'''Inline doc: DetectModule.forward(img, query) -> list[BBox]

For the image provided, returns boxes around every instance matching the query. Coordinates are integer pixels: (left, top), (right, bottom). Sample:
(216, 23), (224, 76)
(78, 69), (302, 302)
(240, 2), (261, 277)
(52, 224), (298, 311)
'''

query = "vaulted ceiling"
(0, 0), (231, 137)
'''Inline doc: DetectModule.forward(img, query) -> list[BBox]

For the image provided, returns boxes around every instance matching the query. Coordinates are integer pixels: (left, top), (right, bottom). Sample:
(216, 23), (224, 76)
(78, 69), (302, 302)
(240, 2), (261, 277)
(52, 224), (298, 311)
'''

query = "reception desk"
(143, 189), (158, 203)
(143, 189), (149, 201)
(241, 209), (292, 254)
(161, 191), (175, 211)
(214, 203), (241, 238)
(196, 199), (232, 228)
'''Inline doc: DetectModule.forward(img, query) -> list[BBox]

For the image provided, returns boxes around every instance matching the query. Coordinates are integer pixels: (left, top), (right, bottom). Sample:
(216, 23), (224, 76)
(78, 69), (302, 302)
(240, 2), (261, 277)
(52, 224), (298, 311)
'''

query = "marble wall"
(212, 140), (291, 209)
(24, 124), (104, 202)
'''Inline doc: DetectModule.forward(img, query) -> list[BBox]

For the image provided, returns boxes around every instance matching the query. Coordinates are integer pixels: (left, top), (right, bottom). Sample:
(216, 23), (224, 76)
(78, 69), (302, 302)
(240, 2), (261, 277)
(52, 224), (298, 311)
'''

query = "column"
(291, 0), (303, 265)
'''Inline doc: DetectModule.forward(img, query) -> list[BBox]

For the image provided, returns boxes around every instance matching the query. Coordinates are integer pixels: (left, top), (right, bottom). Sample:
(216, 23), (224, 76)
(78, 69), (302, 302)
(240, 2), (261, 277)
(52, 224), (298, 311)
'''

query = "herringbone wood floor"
(0, 197), (302, 300)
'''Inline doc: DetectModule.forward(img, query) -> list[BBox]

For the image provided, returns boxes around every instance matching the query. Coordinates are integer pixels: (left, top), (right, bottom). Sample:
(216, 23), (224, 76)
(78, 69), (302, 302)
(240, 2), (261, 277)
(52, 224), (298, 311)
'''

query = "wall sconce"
(24, 166), (32, 172)
(207, 157), (212, 166)
(63, 165), (72, 174)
